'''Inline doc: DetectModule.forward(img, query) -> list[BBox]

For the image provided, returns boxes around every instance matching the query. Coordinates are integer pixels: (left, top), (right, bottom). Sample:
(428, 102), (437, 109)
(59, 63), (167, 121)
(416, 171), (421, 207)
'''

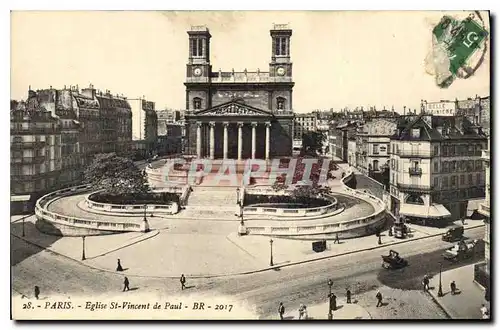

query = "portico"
(185, 100), (293, 160)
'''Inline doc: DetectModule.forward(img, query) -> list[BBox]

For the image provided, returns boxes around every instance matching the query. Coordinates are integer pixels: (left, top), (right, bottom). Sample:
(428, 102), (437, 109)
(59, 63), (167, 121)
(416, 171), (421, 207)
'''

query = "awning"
(399, 203), (451, 219)
(11, 195), (31, 202)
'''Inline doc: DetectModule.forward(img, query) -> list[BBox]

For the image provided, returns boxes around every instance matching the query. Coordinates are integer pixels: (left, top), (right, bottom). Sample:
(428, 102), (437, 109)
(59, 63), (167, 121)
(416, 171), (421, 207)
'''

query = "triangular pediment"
(194, 100), (273, 117)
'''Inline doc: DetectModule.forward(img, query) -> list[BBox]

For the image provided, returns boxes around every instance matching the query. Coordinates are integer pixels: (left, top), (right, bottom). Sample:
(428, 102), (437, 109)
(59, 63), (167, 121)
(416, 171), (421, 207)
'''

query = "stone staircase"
(181, 186), (239, 219)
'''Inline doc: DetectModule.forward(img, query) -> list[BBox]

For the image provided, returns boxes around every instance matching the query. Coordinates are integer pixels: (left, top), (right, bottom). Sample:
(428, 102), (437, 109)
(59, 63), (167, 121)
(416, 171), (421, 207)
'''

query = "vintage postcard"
(10, 10), (491, 320)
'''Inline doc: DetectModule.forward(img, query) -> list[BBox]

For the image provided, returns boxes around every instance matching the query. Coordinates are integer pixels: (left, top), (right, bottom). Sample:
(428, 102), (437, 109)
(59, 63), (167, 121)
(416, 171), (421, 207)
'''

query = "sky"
(10, 10), (490, 113)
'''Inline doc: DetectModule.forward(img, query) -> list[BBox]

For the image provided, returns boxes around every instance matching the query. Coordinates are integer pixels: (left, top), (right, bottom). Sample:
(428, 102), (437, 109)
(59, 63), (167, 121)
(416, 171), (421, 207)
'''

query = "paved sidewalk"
(11, 213), (484, 278)
(408, 219), (485, 236)
(427, 264), (490, 319)
(266, 286), (446, 320)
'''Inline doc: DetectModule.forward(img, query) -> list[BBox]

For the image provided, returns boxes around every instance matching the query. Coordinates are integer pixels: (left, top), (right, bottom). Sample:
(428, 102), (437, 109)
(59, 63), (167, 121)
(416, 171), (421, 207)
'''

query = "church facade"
(184, 24), (295, 160)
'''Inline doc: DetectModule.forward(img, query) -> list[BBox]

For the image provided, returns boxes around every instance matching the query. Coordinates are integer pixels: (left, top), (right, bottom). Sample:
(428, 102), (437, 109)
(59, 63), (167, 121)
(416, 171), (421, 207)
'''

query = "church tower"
(186, 26), (212, 84)
(269, 24), (293, 82)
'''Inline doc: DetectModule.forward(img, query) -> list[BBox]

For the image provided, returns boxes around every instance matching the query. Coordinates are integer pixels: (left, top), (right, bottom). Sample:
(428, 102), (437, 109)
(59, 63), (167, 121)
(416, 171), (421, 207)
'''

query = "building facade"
(356, 118), (396, 176)
(475, 137), (490, 300)
(10, 101), (62, 213)
(389, 115), (487, 224)
(293, 113), (317, 140)
(183, 25), (294, 159)
(129, 98), (158, 154)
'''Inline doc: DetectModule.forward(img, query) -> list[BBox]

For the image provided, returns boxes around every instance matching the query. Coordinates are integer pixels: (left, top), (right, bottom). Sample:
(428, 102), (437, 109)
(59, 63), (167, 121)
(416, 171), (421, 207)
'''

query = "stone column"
(196, 122), (202, 158)
(209, 121), (215, 160)
(223, 122), (229, 159)
(237, 122), (243, 160)
(251, 122), (257, 159)
(265, 122), (271, 160)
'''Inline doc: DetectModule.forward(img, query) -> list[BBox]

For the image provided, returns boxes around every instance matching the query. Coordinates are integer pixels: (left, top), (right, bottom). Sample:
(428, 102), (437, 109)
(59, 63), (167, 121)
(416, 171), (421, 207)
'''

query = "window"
(475, 160), (482, 171)
(434, 161), (439, 172)
(411, 128), (420, 138)
(373, 160), (379, 171)
(406, 194), (425, 205)
(276, 97), (286, 110)
(443, 177), (448, 188)
(373, 144), (379, 154)
(468, 173), (473, 184)
(434, 177), (439, 188)
(442, 161), (448, 172)
(193, 98), (202, 110)
(451, 161), (456, 172)
(477, 173), (482, 184)
(460, 160), (466, 171)
(467, 160), (474, 171)
(460, 174), (465, 185)
(451, 175), (457, 187)
(391, 159), (395, 169)
(190, 38), (204, 57)
(379, 145), (387, 152)
(443, 145), (448, 156)
(434, 145), (439, 156)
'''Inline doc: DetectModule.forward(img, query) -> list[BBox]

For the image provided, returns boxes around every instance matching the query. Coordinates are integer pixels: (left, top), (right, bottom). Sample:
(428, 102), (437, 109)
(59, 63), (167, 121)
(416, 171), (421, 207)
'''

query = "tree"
(301, 131), (325, 156)
(10, 99), (19, 111)
(84, 153), (150, 195)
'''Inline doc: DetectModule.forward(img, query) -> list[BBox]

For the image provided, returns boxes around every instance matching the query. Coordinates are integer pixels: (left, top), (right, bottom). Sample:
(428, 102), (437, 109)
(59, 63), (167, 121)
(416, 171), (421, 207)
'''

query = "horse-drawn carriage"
(381, 250), (408, 269)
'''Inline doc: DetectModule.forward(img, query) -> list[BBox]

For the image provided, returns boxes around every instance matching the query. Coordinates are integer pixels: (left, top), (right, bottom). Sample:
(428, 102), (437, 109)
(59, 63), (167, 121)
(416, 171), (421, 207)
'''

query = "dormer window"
(193, 97), (202, 110)
(411, 128), (420, 138)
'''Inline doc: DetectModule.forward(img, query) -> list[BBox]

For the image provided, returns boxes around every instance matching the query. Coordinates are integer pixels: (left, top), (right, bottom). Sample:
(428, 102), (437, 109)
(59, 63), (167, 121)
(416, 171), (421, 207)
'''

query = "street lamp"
(143, 204), (147, 221)
(328, 279), (333, 320)
(438, 262), (443, 297)
(81, 236), (86, 261)
(236, 187), (240, 205)
(269, 239), (274, 266)
(22, 216), (26, 237)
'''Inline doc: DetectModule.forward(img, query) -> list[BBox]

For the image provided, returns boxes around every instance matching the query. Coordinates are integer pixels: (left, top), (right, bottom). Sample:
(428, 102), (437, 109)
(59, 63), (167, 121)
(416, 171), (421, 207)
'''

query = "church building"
(184, 24), (295, 160)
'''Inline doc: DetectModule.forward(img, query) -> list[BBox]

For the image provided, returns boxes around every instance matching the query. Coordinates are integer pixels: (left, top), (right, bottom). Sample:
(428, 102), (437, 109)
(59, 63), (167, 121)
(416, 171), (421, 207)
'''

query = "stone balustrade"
(243, 170), (387, 237)
(35, 185), (143, 233)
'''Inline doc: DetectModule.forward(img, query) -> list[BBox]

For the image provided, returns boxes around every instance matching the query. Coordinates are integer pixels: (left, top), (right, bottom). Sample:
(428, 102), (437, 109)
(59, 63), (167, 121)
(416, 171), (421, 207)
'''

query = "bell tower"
(186, 26), (212, 83)
(269, 24), (293, 81)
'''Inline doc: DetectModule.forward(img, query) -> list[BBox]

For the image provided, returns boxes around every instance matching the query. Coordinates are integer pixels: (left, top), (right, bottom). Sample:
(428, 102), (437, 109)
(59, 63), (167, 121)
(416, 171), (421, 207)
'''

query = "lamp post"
(328, 279), (333, 320)
(438, 262), (443, 297)
(269, 239), (274, 266)
(22, 216), (26, 237)
(236, 187), (240, 205)
(81, 236), (86, 261)
(143, 204), (147, 221)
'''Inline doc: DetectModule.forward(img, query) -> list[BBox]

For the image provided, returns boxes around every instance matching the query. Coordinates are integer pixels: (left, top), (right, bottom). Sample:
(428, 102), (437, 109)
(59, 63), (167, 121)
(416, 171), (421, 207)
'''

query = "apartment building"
(355, 118), (396, 176)
(10, 101), (62, 213)
(129, 98), (158, 153)
(293, 113), (317, 140)
(389, 114), (487, 225)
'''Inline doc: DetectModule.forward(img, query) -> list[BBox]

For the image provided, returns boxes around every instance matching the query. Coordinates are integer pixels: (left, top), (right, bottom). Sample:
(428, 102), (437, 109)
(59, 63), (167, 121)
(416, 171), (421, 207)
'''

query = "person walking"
(298, 304), (308, 320)
(376, 290), (383, 307)
(34, 286), (40, 300)
(422, 275), (430, 292)
(180, 274), (186, 290)
(450, 281), (457, 295)
(480, 304), (489, 319)
(346, 288), (352, 304)
(278, 302), (285, 320)
(334, 233), (340, 244)
(329, 293), (337, 311)
(123, 276), (130, 292)
(116, 259), (124, 272)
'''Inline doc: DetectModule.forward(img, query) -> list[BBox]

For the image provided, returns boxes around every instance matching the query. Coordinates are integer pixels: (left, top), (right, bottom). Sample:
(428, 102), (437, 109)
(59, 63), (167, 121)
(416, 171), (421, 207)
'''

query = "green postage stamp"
(430, 11), (489, 88)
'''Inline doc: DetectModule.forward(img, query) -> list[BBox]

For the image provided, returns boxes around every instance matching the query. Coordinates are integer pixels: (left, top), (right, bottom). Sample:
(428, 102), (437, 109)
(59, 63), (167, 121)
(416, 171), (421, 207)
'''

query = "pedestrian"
(461, 217), (466, 225)
(180, 274), (186, 290)
(116, 258), (124, 272)
(450, 281), (457, 295)
(480, 304), (489, 319)
(376, 290), (383, 307)
(334, 233), (340, 244)
(422, 275), (430, 292)
(123, 276), (130, 292)
(329, 293), (337, 311)
(378, 235), (382, 245)
(34, 286), (40, 300)
(278, 302), (285, 320)
(346, 288), (352, 304)
(298, 304), (308, 320)
(388, 226), (393, 236)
